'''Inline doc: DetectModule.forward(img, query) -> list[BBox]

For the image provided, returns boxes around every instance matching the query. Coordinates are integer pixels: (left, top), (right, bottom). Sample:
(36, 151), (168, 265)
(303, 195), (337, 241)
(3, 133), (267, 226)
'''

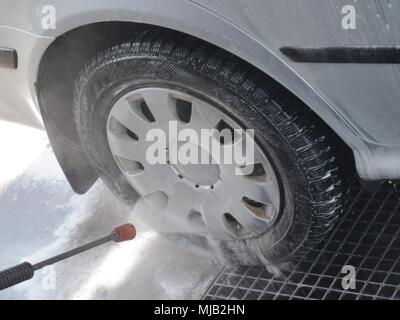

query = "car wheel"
(73, 30), (348, 265)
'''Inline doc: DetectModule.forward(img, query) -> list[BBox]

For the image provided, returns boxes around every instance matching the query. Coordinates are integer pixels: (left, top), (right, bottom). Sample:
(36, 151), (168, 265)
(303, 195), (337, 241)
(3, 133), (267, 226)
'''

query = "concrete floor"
(0, 120), (222, 299)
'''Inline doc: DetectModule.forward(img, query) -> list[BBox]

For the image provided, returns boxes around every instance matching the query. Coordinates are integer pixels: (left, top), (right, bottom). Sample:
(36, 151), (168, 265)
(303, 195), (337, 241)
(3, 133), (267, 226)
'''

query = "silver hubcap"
(107, 87), (281, 240)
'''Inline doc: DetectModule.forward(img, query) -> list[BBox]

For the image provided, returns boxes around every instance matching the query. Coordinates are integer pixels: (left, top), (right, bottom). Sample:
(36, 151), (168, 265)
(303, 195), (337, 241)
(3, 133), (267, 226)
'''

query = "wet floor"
(0, 120), (221, 299)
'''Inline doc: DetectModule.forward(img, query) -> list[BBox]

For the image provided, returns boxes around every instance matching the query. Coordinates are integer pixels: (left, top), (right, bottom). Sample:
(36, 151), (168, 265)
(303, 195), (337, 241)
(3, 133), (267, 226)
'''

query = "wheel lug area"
(166, 143), (220, 189)
(174, 170), (218, 190)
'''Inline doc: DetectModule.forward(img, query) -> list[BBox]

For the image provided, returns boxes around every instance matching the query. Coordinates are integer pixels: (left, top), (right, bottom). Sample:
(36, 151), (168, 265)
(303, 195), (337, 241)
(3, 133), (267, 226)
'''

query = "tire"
(73, 29), (349, 266)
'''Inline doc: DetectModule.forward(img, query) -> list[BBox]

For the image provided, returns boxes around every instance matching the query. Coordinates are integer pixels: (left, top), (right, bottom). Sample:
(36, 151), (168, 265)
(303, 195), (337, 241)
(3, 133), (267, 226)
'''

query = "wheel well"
(36, 21), (355, 194)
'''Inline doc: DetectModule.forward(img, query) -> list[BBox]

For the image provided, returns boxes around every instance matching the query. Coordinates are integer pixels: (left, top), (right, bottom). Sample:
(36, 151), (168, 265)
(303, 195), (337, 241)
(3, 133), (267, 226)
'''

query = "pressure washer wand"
(0, 223), (136, 291)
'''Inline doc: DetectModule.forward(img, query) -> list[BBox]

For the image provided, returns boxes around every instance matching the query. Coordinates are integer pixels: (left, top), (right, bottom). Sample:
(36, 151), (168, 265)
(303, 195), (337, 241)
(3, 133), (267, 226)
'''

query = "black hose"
(0, 262), (34, 290)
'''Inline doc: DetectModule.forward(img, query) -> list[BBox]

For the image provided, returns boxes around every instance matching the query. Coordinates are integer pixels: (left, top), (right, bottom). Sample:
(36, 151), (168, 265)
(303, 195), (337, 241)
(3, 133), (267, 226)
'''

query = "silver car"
(1, 0), (399, 265)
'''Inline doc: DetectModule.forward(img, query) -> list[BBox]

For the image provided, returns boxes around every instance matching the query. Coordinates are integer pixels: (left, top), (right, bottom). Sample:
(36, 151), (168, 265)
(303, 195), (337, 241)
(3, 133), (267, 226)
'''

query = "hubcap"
(107, 87), (281, 240)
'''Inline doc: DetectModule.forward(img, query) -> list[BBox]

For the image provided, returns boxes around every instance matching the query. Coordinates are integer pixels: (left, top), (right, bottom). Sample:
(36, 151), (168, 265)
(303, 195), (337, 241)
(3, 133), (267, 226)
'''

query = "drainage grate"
(204, 182), (400, 300)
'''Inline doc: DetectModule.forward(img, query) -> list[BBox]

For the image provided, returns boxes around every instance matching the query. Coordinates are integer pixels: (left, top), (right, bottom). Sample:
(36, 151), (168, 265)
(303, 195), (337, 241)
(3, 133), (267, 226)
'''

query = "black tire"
(73, 29), (349, 266)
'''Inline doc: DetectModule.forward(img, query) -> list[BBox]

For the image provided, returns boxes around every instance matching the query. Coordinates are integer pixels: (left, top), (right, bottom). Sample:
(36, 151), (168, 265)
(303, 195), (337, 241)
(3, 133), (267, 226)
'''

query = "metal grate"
(204, 182), (400, 300)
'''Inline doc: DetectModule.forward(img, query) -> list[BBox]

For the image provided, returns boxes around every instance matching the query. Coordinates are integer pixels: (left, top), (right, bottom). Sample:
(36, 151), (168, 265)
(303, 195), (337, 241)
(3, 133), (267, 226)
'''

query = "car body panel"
(0, 26), (50, 128)
(0, 0), (399, 189)
(194, 0), (400, 146)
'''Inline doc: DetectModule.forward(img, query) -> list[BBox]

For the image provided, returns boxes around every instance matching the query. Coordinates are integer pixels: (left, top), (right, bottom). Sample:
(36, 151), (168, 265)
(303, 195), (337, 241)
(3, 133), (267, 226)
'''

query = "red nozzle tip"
(113, 223), (136, 242)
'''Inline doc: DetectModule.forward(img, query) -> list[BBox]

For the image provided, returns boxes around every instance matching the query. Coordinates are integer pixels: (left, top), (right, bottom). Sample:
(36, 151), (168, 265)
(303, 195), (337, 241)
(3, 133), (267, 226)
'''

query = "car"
(1, 0), (399, 265)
